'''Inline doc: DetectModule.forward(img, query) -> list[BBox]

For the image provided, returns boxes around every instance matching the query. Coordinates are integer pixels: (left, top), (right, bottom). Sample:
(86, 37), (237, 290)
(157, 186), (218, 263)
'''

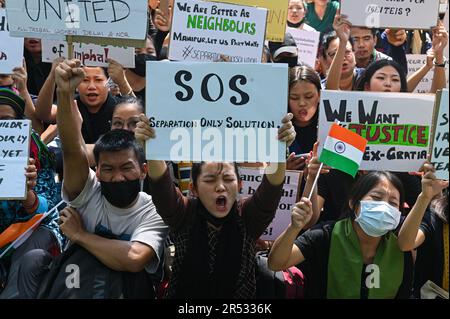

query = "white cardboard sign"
(146, 62), (288, 163)
(318, 90), (436, 172)
(169, 0), (267, 63)
(239, 167), (301, 241)
(0, 120), (31, 200)
(41, 39), (135, 68)
(430, 89), (449, 180)
(286, 27), (320, 68)
(6, 0), (148, 41)
(341, 0), (440, 30)
(0, 9), (24, 74)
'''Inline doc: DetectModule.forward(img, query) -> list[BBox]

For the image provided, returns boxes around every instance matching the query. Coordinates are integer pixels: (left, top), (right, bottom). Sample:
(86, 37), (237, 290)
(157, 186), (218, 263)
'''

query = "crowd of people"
(0, 0), (448, 299)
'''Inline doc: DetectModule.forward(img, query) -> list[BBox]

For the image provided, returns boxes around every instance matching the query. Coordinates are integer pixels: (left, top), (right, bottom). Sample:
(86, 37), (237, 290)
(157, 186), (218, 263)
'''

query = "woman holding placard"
(287, 0), (316, 32)
(134, 113), (296, 298)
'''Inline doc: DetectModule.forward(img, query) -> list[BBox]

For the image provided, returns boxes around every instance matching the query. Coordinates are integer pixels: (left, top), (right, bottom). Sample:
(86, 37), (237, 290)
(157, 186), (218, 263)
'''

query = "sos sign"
(174, 70), (250, 106)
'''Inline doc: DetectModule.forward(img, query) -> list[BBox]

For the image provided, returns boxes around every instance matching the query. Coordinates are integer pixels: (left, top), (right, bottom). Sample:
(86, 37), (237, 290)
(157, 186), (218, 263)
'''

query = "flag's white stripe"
(323, 136), (364, 164)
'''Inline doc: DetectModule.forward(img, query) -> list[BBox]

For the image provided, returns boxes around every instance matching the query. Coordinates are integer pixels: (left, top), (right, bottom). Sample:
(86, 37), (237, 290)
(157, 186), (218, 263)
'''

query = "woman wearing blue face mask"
(268, 171), (414, 299)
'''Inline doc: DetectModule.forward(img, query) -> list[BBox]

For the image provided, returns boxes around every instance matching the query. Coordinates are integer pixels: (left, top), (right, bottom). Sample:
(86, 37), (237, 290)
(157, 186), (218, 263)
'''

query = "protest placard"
(407, 54), (450, 93)
(146, 62), (288, 163)
(430, 89), (449, 180)
(5, 0), (148, 43)
(169, 0), (267, 63)
(341, 0), (440, 29)
(214, 0), (289, 42)
(286, 27), (320, 68)
(0, 9), (24, 74)
(238, 167), (301, 241)
(318, 90), (436, 172)
(0, 120), (31, 200)
(41, 39), (135, 68)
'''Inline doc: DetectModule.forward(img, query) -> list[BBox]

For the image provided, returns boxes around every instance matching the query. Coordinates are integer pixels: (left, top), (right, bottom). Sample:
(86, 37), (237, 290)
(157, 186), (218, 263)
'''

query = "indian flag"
(319, 123), (368, 177)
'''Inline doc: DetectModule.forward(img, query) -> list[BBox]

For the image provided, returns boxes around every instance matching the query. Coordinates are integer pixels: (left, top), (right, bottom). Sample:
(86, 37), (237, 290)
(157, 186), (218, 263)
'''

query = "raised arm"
(398, 162), (449, 251)
(55, 60), (89, 201)
(430, 21), (448, 94)
(35, 57), (63, 123)
(107, 59), (136, 97)
(268, 198), (312, 271)
(407, 49), (434, 92)
(325, 14), (352, 90)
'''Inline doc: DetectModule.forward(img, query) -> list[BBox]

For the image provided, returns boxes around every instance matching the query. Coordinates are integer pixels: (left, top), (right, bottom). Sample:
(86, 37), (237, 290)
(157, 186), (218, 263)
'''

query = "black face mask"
(100, 179), (141, 208)
(287, 20), (305, 28)
(130, 54), (157, 77)
(277, 56), (299, 68)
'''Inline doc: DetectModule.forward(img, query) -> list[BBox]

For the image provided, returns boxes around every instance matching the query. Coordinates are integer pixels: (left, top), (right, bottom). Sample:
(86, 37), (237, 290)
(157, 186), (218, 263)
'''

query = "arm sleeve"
(147, 167), (191, 229)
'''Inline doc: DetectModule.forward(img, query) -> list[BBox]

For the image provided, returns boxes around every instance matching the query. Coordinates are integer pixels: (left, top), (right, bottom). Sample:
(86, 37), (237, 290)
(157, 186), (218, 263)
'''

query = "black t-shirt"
(318, 171), (422, 223)
(294, 221), (414, 299)
(414, 209), (445, 297)
(76, 93), (118, 144)
(24, 50), (52, 97)
(288, 114), (318, 156)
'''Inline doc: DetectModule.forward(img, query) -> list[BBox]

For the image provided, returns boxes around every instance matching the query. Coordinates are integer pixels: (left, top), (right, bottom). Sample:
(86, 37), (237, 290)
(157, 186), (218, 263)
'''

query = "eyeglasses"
(327, 50), (353, 60)
(109, 118), (139, 131)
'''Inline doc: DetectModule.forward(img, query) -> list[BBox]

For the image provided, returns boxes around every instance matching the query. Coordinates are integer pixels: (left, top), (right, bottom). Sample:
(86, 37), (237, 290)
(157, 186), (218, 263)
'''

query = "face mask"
(355, 200), (401, 237)
(130, 54), (157, 77)
(277, 56), (299, 68)
(100, 179), (141, 208)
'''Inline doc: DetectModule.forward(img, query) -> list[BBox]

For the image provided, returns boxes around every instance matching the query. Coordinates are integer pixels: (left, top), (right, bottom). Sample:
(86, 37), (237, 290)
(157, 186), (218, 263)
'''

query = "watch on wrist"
(433, 57), (448, 68)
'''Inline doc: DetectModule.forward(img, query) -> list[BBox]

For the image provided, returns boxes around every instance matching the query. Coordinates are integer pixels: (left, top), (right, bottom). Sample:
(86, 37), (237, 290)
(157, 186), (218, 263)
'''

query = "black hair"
(351, 26), (378, 37)
(191, 162), (241, 188)
(112, 95), (145, 115)
(340, 171), (405, 220)
(355, 59), (408, 92)
(289, 65), (322, 93)
(321, 31), (354, 59)
(93, 129), (146, 166)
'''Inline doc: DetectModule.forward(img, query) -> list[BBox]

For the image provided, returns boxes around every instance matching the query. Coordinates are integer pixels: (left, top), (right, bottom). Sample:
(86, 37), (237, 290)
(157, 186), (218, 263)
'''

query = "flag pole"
(308, 162), (323, 200)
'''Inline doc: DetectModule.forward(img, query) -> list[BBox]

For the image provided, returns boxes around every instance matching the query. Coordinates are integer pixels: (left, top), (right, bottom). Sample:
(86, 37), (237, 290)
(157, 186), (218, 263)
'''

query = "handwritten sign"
(41, 39), (135, 68)
(146, 62), (288, 163)
(169, 0), (267, 63)
(318, 90), (435, 172)
(407, 54), (450, 93)
(430, 89), (449, 180)
(286, 27), (320, 68)
(215, 0), (289, 42)
(0, 9), (24, 74)
(0, 120), (31, 200)
(5, 0), (148, 41)
(239, 167), (301, 241)
(341, 0), (440, 29)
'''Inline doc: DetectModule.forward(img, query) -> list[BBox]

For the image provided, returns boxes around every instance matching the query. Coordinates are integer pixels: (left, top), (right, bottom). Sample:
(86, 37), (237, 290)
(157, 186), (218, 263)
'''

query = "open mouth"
(216, 196), (227, 211)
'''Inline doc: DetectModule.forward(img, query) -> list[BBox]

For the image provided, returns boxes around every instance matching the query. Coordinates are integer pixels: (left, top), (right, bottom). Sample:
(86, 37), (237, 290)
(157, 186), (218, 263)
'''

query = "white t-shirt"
(62, 169), (168, 273)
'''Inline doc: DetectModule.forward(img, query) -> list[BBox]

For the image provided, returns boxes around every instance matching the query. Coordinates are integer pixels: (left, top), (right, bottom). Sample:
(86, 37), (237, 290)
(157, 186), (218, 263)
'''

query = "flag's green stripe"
(319, 148), (359, 177)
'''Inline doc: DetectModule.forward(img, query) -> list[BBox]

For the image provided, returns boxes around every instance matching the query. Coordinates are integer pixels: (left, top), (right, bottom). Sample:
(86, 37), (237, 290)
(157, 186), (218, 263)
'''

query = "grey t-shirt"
(62, 169), (168, 273)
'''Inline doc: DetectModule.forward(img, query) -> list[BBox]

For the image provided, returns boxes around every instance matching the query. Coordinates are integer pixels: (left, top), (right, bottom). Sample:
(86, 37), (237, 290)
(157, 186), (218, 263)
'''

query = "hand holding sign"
(419, 161), (449, 201)
(277, 113), (296, 147)
(154, 6), (173, 32)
